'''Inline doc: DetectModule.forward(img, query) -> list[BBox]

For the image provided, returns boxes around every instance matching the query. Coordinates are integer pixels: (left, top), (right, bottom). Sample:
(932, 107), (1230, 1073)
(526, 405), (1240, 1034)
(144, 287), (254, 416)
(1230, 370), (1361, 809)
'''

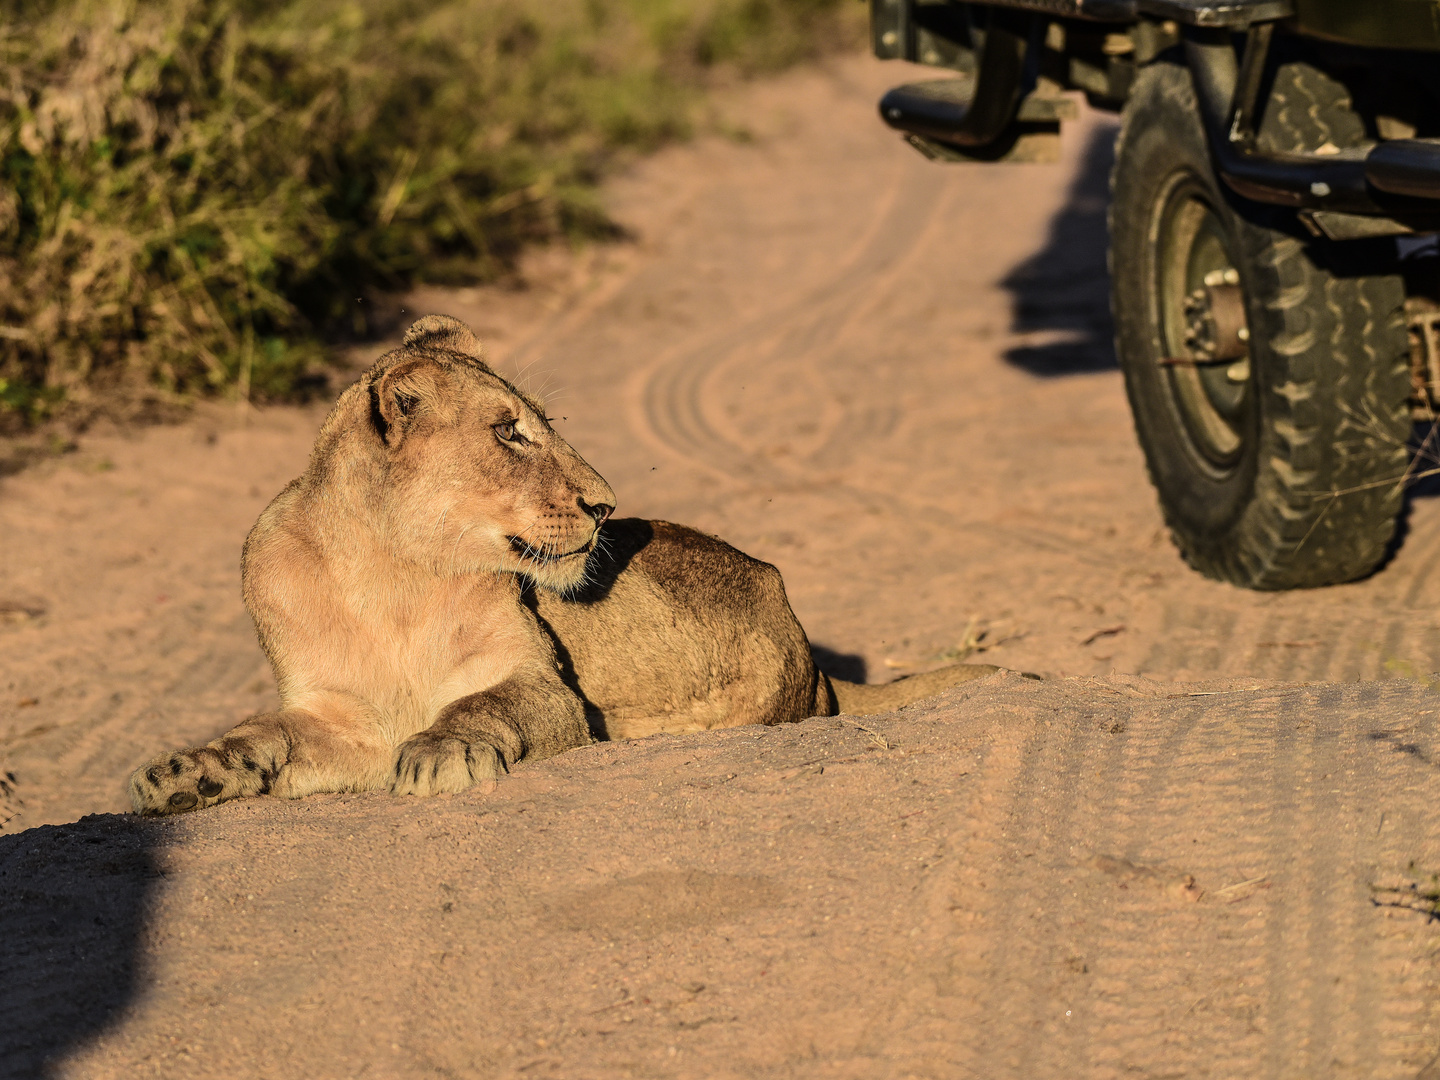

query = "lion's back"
(634, 519), (786, 607)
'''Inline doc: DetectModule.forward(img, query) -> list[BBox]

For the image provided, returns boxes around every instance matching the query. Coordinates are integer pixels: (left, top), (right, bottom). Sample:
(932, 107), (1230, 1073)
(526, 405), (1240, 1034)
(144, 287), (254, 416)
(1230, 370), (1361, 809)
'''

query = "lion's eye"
(493, 421), (520, 444)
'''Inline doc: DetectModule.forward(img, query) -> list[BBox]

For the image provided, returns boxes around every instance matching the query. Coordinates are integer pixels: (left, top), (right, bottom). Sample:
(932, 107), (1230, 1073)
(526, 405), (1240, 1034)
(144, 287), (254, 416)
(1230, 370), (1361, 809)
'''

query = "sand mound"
(6, 672), (1440, 1078)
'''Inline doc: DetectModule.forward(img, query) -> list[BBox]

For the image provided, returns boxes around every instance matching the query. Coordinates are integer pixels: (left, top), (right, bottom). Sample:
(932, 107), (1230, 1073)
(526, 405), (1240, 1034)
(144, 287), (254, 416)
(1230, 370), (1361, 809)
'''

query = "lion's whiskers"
(508, 355), (542, 391)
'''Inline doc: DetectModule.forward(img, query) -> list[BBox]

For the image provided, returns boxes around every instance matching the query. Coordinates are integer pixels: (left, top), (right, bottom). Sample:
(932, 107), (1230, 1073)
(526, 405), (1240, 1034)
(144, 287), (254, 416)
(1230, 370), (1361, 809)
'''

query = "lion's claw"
(390, 734), (502, 797)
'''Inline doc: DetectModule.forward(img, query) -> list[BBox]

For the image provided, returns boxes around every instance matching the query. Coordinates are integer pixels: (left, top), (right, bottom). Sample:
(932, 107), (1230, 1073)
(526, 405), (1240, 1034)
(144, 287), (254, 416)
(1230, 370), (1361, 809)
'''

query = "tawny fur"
(128, 315), (1000, 816)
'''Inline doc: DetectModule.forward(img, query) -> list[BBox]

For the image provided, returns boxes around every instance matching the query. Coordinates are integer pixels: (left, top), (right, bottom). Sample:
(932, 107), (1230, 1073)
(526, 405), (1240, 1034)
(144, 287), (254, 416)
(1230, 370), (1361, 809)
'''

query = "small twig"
(1182, 992), (1212, 1017)
(1292, 488), (1338, 554)
(844, 720), (890, 750)
(1177, 686), (1265, 697)
(1297, 464), (1440, 499)
(1214, 874), (1268, 896)
(1402, 418), (1440, 489)
(588, 997), (632, 1016)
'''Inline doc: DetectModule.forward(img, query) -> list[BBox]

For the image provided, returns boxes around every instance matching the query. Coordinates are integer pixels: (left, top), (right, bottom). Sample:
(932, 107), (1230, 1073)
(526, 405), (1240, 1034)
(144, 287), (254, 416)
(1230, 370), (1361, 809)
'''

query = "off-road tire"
(1110, 60), (1410, 589)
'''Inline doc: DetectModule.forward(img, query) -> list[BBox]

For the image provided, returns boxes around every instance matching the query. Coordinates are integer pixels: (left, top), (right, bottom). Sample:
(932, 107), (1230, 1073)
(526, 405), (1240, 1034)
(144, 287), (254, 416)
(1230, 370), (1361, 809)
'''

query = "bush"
(0, 0), (862, 429)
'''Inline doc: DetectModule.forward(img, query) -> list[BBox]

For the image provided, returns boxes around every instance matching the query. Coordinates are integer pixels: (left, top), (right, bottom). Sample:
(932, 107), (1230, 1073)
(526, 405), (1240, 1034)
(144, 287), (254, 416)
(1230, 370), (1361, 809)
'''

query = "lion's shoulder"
(617, 518), (784, 600)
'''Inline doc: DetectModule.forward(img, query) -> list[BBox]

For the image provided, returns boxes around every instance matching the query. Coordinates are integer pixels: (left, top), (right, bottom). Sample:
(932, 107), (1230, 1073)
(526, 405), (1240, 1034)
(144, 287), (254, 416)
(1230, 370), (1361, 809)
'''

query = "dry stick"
(1214, 874), (1268, 895)
(1288, 419), (1440, 558)
(1292, 487), (1339, 555)
(1298, 464), (1440, 497)
(1402, 418), (1440, 489)
(844, 720), (890, 751)
(1293, 418), (1440, 501)
(1081, 624), (1126, 646)
(1183, 992), (1212, 1017)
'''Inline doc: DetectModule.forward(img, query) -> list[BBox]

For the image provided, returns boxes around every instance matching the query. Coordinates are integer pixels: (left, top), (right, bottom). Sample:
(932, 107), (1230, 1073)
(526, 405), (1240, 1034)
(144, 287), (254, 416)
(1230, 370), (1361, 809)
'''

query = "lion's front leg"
(391, 667), (588, 796)
(129, 707), (391, 816)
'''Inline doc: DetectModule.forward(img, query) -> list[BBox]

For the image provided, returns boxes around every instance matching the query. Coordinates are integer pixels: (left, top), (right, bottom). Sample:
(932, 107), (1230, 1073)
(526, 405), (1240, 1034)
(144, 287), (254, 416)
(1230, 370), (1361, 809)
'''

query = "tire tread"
(1112, 60), (1409, 589)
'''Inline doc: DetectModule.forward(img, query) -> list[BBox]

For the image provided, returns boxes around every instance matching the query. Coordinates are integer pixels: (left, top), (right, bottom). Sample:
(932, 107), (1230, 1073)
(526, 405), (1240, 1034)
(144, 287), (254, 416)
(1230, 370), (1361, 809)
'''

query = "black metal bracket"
(1183, 25), (1440, 220)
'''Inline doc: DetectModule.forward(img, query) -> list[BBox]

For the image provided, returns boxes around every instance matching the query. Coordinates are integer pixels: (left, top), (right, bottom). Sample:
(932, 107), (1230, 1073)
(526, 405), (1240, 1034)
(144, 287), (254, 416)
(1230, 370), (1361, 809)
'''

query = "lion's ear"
(402, 314), (484, 360)
(372, 358), (455, 447)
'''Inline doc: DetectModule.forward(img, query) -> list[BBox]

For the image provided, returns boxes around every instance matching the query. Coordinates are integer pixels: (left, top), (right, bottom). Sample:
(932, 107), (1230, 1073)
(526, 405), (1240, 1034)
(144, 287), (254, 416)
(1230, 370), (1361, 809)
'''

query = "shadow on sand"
(1000, 120), (1120, 376)
(0, 813), (163, 1078)
(811, 644), (867, 685)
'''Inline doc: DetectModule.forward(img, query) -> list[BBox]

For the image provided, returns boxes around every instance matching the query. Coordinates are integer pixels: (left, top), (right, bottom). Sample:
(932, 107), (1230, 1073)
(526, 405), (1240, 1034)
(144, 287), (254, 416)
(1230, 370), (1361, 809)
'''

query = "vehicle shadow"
(1000, 119), (1121, 376)
(0, 813), (161, 1078)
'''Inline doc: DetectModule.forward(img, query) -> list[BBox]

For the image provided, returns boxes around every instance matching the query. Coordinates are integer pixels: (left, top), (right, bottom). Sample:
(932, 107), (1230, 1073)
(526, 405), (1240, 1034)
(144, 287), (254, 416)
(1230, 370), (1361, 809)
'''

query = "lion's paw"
(128, 743), (276, 816)
(130, 749), (231, 816)
(390, 734), (502, 797)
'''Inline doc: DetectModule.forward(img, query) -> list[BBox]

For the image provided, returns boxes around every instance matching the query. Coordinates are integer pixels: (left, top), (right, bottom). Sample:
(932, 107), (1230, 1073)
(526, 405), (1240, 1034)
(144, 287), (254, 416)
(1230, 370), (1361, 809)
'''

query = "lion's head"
(318, 315), (615, 592)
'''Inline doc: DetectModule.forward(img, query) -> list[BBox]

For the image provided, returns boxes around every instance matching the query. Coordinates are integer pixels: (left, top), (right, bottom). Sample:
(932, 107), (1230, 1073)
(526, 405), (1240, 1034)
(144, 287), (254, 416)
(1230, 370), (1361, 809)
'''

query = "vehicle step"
(878, 79), (1077, 145)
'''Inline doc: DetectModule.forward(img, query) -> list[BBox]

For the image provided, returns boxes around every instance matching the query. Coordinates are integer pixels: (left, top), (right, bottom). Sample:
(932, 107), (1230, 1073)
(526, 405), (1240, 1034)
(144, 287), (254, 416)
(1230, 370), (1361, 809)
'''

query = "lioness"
(129, 316), (1000, 815)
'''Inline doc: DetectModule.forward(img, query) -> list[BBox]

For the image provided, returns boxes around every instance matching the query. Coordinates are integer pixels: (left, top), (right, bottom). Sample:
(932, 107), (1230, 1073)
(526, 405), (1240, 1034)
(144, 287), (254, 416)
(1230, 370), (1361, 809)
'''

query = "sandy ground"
(5, 55), (1440, 1078)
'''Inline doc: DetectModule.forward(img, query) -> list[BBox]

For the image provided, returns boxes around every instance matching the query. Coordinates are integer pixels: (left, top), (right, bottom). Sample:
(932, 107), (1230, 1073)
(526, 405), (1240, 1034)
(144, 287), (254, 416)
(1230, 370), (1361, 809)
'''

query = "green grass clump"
(0, 0), (863, 429)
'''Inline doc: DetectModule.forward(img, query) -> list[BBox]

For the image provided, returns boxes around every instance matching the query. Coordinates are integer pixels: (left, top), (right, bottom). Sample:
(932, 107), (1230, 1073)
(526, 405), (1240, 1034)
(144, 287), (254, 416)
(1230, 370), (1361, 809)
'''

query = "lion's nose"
(578, 498), (613, 526)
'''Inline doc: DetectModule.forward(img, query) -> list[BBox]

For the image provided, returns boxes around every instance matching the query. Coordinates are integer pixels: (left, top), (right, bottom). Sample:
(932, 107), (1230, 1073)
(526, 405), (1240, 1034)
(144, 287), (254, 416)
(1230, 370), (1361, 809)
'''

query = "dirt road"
(4, 55), (1440, 1078)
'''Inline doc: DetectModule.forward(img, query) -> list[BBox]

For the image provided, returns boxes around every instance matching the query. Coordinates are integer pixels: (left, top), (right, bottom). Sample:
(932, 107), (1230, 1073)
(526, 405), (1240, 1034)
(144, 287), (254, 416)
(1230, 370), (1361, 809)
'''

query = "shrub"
(0, 0), (862, 429)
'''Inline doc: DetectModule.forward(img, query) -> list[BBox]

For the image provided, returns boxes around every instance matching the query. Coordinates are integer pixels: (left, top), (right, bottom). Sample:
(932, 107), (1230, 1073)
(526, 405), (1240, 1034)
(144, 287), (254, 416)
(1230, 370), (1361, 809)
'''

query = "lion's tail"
(814, 663), (1004, 717)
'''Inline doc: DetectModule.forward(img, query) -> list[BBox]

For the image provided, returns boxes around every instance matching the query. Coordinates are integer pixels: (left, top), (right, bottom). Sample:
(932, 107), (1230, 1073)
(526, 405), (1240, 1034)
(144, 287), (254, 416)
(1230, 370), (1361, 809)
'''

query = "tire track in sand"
(635, 159), (947, 485)
(866, 678), (1440, 1077)
(2, 608), (273, 828)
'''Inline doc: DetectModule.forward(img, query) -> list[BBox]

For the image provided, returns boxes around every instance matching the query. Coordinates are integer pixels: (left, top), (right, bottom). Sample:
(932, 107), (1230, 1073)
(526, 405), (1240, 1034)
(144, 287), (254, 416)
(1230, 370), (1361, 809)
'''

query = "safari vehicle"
(871, 0), (1440, 589)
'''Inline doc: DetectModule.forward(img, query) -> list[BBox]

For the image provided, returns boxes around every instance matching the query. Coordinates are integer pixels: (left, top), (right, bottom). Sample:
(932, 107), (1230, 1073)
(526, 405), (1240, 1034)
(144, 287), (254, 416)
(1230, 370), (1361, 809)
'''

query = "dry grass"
(0, 0), (863, 431)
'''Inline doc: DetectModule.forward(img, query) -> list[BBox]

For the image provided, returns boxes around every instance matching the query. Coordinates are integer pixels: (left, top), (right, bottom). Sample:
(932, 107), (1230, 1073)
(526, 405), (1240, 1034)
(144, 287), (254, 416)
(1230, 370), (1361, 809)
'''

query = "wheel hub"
(1183, 271), (1252, 384)
(1155, 183), (1255, 470)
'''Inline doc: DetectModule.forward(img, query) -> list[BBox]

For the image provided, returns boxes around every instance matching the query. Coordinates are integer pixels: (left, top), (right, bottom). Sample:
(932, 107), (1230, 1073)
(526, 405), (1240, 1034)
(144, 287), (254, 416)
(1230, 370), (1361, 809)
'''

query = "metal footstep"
(879, 79), (1077, 163)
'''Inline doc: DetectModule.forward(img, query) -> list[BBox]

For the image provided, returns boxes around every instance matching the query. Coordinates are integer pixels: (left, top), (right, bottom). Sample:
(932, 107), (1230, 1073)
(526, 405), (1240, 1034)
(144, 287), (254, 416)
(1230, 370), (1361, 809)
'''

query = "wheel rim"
(1152, 174), (1254, 473)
